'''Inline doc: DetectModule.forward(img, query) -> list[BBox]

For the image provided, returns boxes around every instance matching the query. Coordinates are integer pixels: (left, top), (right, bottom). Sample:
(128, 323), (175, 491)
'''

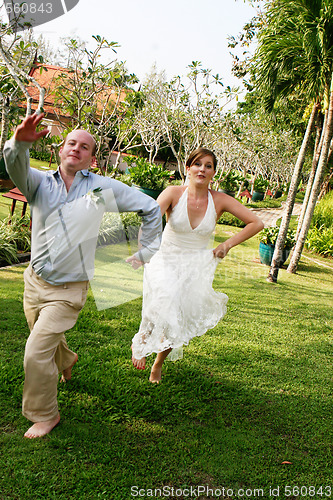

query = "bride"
(127, 147), (264, 383)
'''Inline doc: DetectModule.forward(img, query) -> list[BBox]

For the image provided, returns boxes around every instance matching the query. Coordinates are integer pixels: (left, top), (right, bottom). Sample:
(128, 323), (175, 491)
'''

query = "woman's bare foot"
(149, 364), (162, 383)
(24, 413), (60, 439)
(131, 345), (146, 370)
(60, 353), (78, 382)
(149, 348), (171, 383)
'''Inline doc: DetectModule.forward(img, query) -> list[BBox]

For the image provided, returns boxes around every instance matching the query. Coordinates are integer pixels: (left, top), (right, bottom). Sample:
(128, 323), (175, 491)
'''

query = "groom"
(4, 112), (162, 438)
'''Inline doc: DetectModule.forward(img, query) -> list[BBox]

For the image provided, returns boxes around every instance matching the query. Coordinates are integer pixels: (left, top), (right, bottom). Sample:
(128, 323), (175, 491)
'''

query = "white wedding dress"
(132, 188), (228, 361)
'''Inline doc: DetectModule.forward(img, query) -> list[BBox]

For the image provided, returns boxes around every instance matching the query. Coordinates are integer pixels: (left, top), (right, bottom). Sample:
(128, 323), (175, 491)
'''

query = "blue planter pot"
(219, 189), (236, 197)
(132, 184), (163, 200)
(259, 242), (291, 267)
(252, 191), (264, 201)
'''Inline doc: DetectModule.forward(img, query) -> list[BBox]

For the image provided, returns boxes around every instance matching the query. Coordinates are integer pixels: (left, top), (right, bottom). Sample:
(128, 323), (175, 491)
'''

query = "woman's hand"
(126, 255), (143, 269)
(213, 242), (231, 260)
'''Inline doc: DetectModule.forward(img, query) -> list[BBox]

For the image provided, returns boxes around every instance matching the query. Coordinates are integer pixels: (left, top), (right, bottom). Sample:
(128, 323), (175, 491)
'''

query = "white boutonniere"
(83, 187), (105, 209)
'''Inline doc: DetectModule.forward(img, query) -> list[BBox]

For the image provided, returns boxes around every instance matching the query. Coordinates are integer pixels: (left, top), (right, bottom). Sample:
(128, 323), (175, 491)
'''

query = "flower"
(83, 187), (105, 210)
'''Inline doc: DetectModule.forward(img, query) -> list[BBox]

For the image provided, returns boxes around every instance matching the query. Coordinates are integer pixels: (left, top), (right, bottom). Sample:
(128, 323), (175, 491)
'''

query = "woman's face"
(187, 154), (215, 185)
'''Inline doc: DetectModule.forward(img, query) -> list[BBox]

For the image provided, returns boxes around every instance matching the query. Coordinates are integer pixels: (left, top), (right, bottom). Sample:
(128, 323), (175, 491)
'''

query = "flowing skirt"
(132, 241), (228, 361)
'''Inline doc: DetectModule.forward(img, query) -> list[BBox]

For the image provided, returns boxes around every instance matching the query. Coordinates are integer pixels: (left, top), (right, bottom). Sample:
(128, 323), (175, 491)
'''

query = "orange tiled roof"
(26, 64), (128, 120)
(26, 64), (71, 118)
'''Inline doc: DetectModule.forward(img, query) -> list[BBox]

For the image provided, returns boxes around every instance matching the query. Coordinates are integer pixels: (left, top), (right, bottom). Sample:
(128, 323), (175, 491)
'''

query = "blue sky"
(34, 0), (257, 87)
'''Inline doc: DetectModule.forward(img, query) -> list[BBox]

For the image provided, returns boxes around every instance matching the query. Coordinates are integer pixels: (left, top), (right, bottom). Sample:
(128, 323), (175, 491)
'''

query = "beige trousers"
(22, 265), (89, 422)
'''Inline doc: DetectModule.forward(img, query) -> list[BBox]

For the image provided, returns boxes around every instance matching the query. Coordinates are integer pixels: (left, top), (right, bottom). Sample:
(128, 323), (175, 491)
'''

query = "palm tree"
(268, 101), (318, 282)
(288, 72), (333, 272)
(252, 0), (333, 281)
(295, 111), (324, 239)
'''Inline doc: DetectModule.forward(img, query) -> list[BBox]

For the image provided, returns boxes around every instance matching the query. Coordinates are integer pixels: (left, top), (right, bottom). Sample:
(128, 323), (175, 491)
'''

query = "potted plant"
(258, 226), (296, 266)
(218, 170), (243, 197)
(124, 156), (170, 199)
(273, 182), (286, 199)
(252, 175), (269, 201)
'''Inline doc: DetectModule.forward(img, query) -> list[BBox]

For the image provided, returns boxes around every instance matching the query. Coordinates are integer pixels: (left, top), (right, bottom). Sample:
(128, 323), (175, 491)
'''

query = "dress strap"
(208, 190), (217, 220)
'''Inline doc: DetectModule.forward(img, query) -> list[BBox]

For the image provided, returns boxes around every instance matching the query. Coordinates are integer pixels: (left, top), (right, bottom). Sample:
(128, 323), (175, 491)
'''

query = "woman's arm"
(212, 193), (264, 259)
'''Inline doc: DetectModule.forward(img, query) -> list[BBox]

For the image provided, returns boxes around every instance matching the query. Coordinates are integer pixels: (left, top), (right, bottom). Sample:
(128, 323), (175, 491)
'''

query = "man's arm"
(102, 179), (162, 266)
(3, 113), (49, 200)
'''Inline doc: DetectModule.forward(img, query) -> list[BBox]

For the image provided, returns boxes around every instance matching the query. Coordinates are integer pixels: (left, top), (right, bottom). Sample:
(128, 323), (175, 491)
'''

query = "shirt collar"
(52, 168), (90, 178)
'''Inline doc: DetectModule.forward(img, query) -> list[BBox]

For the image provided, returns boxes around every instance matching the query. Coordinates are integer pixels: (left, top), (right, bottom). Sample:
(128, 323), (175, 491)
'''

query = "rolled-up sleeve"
(3, 138), (44, 201)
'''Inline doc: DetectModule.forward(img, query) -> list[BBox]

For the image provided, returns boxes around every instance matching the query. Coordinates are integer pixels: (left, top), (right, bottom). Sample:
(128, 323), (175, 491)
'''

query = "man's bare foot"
(131, 345), (146, 370)
(149, 364), (162, 383)
(24, 414), (60, 439)
(60, 353), (78, 382)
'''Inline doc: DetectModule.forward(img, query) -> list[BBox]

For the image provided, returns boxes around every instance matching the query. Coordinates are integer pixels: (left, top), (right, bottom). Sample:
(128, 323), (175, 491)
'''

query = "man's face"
(59, 130), (96, 172)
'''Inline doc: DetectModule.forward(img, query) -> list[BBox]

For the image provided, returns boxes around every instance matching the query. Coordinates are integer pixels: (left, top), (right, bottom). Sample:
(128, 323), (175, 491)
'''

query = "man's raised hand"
(14, 112), (49, 143)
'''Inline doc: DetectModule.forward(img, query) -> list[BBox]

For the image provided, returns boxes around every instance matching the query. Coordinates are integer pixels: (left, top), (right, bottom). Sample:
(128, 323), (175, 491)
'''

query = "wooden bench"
(2, 187), (28, 218)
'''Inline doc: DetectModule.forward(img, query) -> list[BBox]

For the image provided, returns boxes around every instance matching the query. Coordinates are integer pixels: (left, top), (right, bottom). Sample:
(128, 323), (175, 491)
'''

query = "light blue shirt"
(4, 138), (162, 285)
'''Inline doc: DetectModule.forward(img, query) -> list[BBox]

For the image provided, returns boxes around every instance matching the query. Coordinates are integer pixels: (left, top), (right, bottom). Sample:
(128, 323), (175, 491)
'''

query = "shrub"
(0, 238), (18, 265)
(312, 191), (333, 229)
(97, 212), (141, 246)
(0, 215), (31, 265)
(1, 215), (31, 252)
(115, 173), (132, 186)
(217, 212), (245, 228)
(245, 199), (282, 209)
(305, 226), (333, 257)
(253, 175), (269, 192)
(30, 135), (61, 163)
(0, 157), (10, 180)
(124, 156), (170, 191)
(217, 170), (244, 192)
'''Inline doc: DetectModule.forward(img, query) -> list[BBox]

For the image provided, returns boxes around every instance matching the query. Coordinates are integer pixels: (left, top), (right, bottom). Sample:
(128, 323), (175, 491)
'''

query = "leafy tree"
(0, 23), (46, 158)
(52, 35), (140, 170)
(136, 62), (238, 179)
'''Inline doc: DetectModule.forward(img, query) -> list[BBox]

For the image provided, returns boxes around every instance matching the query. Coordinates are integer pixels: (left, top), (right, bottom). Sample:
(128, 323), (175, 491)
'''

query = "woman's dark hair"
(186, 147), (217, 171)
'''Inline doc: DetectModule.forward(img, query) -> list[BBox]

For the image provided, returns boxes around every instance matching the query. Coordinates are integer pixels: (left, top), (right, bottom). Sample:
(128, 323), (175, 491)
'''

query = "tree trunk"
(236, 166), (248, 197)
(267, 101), (318, 283)
(0, 95), (10, 159)
(251, 170), (258, 195)
(318, 142), (333, 199)
(113, 151), (122, 171)
(287, 74), (333, 274)
(0, 44), (45, 117)
(295, 108), (323, 239)
(51, 143), (61, 167)
(319, 164), (333, 199)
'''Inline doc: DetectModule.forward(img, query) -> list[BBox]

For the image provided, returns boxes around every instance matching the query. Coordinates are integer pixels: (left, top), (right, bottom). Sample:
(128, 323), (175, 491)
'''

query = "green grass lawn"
(0, 226), (332, 499)
(0, 195), (14, 219)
